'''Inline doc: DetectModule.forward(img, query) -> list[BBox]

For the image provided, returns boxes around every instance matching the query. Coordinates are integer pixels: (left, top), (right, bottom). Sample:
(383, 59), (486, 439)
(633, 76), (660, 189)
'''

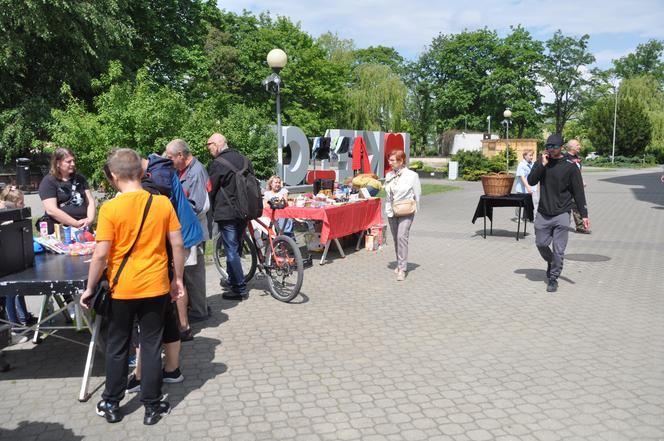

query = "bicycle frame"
(245, 211), (280, 269)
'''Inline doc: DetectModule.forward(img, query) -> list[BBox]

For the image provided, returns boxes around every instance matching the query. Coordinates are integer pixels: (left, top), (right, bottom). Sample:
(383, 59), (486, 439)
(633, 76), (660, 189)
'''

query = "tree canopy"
(1, 2), (662, 173)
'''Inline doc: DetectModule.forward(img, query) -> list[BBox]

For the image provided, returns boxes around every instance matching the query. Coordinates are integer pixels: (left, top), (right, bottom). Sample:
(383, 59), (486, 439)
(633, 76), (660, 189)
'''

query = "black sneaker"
(96, 400), (123, 423)
(21, 315), (38, 326)
(546, 278), (558, 293)
(126, 374), (141, 393)
(575, 228), (591, 234)
(144, 400), (171, 425)
(222, 292), (246, 300)
(163, 367), (184, 383)
(546, 261), (551, 279)
(179, 328), (193, 342)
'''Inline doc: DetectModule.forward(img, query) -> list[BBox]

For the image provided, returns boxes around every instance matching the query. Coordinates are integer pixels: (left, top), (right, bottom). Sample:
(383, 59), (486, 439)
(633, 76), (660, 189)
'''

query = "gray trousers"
(534, 212), (570, 279)
(184, 242), (208, 318)
(388, 214), (414, 272)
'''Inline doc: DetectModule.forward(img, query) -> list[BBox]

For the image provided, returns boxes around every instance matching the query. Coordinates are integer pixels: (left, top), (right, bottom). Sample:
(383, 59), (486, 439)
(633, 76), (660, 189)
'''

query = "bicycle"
(213, 199), (304, 302)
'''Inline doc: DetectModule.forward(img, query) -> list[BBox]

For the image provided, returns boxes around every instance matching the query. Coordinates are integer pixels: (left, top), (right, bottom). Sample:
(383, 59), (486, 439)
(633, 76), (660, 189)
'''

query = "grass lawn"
(376, 183), (461, 198)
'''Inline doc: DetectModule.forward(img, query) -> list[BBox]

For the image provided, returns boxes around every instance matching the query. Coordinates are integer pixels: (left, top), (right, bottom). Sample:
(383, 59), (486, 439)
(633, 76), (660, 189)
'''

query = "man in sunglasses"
(528, 134), (590, 293)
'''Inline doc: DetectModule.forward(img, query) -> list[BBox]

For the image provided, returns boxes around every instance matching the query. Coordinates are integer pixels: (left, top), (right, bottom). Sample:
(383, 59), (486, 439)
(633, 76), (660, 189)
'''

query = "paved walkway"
(1, 168), (663, 441)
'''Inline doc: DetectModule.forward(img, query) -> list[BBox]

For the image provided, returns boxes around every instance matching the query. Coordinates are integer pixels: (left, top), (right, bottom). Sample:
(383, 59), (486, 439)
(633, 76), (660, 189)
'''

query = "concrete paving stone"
(3, 169), (663, 440)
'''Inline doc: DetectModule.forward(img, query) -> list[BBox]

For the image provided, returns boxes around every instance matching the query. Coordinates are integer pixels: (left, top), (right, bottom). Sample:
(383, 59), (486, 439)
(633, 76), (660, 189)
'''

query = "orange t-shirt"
(96, 190), (181, 300)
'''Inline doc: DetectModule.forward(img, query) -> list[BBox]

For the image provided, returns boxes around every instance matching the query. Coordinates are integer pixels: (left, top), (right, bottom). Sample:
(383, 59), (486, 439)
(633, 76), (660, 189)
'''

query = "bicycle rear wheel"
(264, 235), (304, 302)
(213, 231), (257, 284)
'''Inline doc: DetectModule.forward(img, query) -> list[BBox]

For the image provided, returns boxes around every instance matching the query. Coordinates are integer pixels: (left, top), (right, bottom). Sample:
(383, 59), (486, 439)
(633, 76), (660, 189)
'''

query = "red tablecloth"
(263, 198), (383, 243)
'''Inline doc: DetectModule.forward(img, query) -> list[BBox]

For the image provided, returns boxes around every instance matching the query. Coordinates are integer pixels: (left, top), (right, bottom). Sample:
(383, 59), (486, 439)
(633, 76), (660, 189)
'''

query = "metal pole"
(276, 79), (284, 178)
(611, 83), (618, 164)
(505, 120), (510, 171)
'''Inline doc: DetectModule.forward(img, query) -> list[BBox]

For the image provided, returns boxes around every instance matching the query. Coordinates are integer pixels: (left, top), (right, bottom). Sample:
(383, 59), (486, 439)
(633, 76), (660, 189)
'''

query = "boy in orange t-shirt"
(80, 148), (185, 425)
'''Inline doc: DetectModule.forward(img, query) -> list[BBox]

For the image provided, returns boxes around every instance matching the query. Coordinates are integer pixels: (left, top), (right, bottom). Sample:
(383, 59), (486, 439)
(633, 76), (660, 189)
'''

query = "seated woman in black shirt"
(38, 148), (96, 233)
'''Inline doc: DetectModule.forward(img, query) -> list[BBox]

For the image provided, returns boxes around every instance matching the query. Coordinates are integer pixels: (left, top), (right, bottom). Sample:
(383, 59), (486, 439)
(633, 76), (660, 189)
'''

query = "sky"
(217, 0), (664, 69)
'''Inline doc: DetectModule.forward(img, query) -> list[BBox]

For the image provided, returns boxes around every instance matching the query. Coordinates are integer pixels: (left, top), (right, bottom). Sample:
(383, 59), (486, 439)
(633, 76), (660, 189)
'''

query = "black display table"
(472, 193), (534, 241)
(0, 253), (89, 296)
(0, 253), (102, 401)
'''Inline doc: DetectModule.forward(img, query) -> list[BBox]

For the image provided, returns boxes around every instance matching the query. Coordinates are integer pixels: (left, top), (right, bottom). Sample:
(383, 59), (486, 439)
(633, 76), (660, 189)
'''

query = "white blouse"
(384, 167), (422, 218)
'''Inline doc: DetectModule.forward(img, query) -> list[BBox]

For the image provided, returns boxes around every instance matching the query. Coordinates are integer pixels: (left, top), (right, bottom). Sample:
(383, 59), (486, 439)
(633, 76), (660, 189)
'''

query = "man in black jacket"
(528, 134), (591, 293)
(207, 133), (253, 300)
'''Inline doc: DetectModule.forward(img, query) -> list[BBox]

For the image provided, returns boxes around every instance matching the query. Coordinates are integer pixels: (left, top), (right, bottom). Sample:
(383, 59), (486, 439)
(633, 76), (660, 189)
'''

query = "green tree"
(493, 26), (544, 138)
(419, 29), (501, 134)
(586, 94), (652, 157)
(613, 40), (664, 83)
(317, 32), (355, 67)
(207, 13), (347, 136)
(403, 60), (434, 155)
(619, 75), (664, 160)
(353, 46), (405, 75)
(0, 0), (214, 162)
(346, 64), (407, 132)
(540, 30), (596, 135)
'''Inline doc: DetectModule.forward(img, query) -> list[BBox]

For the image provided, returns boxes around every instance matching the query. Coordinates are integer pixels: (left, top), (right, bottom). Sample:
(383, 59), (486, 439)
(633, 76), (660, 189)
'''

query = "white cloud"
(218, 0), (664, 61)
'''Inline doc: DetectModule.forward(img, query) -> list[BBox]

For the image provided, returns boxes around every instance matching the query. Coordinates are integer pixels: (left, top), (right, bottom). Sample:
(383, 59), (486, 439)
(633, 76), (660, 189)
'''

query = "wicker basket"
(481, 172), (515, 197)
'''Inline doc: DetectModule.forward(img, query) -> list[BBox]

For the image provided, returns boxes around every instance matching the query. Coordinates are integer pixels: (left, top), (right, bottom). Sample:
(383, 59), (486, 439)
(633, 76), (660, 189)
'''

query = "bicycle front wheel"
(264, 235), (304, 302)
(213, 231), (257, 284)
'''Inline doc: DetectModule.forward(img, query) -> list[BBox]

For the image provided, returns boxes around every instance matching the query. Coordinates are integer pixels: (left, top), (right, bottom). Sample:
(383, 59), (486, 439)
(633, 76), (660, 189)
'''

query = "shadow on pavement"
(600, 171), (664, 207)
(473, 229), (530, 239)
(0, 331), (104, 380)
(514, 268), (575, 284)
(387, 261), (421, 272)
(121, 335), (227, 416)
(0, 420), (83, 441)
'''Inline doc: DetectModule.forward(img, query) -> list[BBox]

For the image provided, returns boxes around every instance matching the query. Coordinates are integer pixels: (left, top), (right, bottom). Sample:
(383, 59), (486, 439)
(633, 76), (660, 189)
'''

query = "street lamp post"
(501, 108), (512, 172)
(263, 48), (288, 178)
(611, 80), (619, 164)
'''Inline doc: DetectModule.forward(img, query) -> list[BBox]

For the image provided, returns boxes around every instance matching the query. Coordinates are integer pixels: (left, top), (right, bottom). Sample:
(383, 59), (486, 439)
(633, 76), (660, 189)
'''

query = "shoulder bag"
(91, 194), (153, 316)
(389, 171), (416, 217)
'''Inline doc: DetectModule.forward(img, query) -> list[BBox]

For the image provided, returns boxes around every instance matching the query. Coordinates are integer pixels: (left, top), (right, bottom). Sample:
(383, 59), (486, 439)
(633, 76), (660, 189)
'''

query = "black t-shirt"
(38, 173), (90, 221)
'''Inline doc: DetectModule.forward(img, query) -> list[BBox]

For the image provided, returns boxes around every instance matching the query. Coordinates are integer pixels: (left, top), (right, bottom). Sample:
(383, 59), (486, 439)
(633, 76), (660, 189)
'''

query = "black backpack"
(216, 156), (263, 220)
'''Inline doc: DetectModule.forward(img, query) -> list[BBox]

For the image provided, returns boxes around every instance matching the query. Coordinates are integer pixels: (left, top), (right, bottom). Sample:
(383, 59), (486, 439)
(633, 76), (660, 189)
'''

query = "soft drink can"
(63, 226), (72, 244)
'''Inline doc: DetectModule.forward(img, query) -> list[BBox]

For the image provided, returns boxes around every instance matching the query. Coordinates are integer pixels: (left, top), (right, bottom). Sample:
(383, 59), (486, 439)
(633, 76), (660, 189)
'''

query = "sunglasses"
(545, 144), (561, 149)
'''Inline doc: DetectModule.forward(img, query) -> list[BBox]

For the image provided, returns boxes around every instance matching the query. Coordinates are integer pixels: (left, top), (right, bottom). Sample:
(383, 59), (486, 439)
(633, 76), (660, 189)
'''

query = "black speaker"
(0, 208), (35, 278)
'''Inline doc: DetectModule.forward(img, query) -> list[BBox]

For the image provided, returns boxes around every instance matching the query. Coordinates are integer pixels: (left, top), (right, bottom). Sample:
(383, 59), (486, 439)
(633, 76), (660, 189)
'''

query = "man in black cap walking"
(527, 134), (590, 293)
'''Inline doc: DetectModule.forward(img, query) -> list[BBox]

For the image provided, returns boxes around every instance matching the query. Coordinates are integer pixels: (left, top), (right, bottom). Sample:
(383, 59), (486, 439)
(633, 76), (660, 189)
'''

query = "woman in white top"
(384, 150), (422, 281)
(263, 175), (294, 236)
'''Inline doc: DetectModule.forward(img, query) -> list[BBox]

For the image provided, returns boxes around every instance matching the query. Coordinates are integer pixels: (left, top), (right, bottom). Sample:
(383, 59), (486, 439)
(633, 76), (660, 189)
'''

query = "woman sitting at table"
(263, 175), (294, 237)
(37, 147), (96, 234)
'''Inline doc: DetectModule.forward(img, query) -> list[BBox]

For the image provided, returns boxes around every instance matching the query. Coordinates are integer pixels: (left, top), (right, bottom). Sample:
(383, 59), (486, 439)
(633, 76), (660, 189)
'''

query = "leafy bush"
(461, 169), (489, 181)
(409, 160), (424, 170)
(584, 155), (657, 167)
(451, 149), (516, 180)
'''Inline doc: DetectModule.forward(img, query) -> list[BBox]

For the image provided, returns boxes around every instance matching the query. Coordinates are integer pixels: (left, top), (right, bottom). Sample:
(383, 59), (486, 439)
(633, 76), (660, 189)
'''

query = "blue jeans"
(276, 218), (294, 236)
(5, 295), (29, 325)
(218, 220), (247, 294)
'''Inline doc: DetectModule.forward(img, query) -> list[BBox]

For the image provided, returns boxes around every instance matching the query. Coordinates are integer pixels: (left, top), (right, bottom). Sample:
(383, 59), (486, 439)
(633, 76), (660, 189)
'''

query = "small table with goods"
(0, 208), (101, 401)
(263, 197), (384, 264)
(471, 173), (534, 241)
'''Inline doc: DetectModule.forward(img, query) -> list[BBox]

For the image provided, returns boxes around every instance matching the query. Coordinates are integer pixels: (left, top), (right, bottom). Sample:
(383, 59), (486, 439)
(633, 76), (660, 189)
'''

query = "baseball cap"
(545, 134), (563, 149)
